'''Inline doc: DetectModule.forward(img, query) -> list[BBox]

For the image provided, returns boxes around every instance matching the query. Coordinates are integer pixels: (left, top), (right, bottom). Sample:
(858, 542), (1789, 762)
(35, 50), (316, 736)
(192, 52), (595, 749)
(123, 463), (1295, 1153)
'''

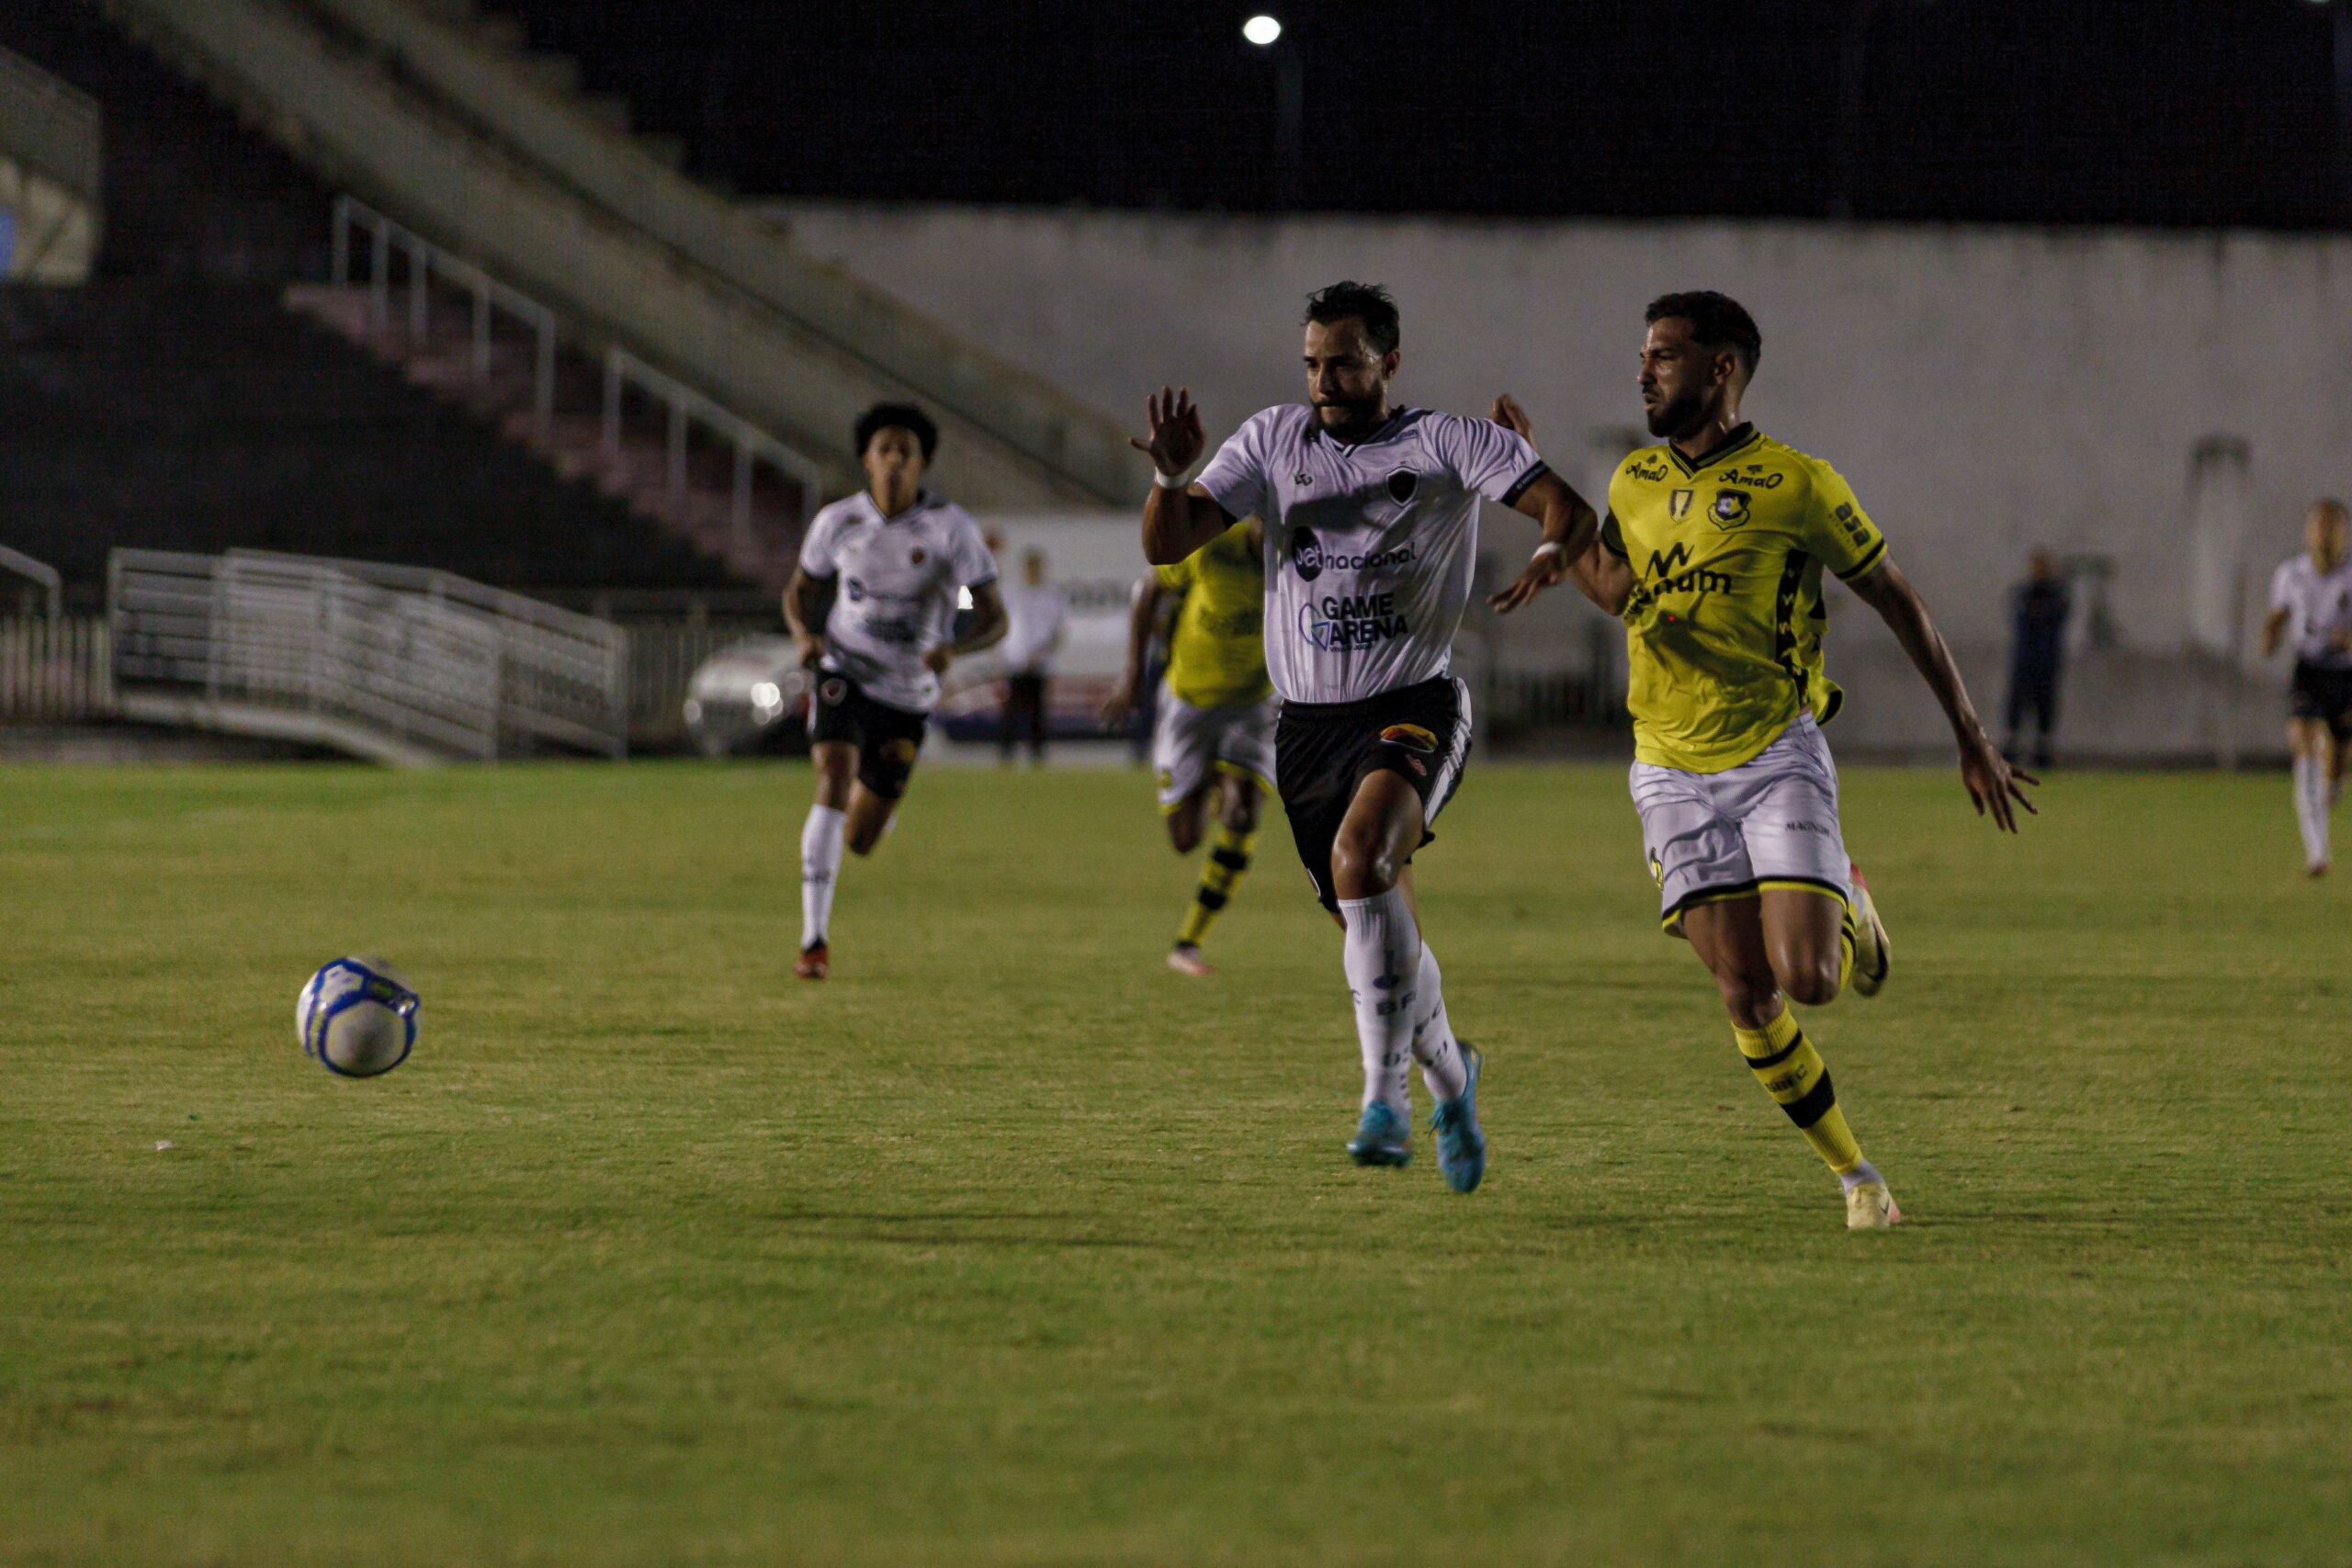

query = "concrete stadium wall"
(770, 202), (2352, 760)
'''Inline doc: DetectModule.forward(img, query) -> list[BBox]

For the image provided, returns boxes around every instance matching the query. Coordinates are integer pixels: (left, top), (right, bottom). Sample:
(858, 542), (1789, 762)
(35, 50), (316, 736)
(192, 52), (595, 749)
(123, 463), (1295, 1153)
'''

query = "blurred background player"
(783, 403), (1007, 979)
(1135, 281), (1598, 1192)
(998, 547), (1066, 765)
(2003, 549), (2073, 771)
(1540, 291), (2034, 1231)
(2261, 498), (2352, 877)
(1100, 517), (1273, 976)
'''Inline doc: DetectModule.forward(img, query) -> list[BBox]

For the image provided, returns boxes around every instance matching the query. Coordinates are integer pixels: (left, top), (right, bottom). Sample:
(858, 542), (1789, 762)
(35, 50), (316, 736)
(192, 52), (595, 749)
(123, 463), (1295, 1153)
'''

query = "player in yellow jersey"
(1100, 518), (1275, 976)
(1498, 291), (2035, 1230)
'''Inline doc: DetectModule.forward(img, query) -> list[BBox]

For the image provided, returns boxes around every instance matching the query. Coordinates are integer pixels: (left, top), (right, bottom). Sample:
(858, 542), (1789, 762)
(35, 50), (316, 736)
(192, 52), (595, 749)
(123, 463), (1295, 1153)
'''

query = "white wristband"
(1153, 466), (1195, 491)
(1531, 541), (1565, 563)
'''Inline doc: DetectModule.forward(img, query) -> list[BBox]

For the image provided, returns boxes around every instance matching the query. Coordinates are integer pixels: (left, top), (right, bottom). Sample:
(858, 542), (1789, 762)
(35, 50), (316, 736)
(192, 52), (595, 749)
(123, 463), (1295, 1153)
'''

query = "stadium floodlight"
(1243, 15), (1283, 46)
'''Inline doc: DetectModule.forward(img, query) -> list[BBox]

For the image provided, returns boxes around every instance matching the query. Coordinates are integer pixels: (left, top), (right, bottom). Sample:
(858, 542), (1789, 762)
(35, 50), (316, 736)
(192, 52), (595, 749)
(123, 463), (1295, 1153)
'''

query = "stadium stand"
(0, 1), (745, 599)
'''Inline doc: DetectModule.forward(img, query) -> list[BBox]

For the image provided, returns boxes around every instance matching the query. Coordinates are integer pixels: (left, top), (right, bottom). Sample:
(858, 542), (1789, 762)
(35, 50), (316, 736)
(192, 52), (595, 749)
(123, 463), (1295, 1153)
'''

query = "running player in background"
(2260, 499), (2352, 877)
(783, 403), (1007, 980)
(1100, 518), (1273, 977)
(1521, 290), (2033, 1230)
(1135, 281), (1600, 1192)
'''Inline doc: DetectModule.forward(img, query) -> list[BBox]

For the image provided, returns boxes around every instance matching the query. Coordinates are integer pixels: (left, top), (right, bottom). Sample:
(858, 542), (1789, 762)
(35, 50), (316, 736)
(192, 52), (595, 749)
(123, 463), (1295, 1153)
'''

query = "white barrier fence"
(0, 615), (114, 720)
(107, 550), (628, 764)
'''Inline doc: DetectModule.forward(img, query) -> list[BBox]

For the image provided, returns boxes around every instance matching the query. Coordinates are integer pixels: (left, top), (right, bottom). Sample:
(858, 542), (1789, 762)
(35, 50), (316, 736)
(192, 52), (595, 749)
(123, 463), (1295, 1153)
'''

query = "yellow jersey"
(1603, 425), (1888, 773)
(1156, 521), (1272, 708)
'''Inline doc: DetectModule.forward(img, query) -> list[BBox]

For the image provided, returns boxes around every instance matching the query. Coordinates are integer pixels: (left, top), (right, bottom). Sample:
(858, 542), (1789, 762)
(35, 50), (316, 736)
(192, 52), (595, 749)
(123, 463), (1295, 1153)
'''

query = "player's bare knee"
(1167, 817), (1203, 855)
(1222, 782), (1261, 835)
(1330, 832), (1397, 899)
(1782, 959), (1841, 1008)
(1713, 966), (1781, 1022)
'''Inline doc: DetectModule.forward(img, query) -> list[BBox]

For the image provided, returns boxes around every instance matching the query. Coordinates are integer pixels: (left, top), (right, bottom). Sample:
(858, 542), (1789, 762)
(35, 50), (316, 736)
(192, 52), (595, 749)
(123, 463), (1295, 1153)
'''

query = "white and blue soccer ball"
(296, 957), (420, 1077)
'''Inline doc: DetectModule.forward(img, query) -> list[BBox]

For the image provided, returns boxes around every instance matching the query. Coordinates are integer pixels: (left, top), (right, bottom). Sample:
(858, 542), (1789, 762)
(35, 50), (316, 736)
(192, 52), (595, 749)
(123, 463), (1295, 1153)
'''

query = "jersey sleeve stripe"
(1498, 462), (1550, 508)
(1835, 538), (1888, 582)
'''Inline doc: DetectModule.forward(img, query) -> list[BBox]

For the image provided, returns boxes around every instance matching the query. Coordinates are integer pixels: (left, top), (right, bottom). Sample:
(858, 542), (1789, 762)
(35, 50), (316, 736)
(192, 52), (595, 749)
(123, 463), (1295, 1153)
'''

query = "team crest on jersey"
(1710, 491), (1752, 530)
(1670, 488), (1694, 521)
(1386, 468), (1419, 505)
(1379, 723), (1439, 754)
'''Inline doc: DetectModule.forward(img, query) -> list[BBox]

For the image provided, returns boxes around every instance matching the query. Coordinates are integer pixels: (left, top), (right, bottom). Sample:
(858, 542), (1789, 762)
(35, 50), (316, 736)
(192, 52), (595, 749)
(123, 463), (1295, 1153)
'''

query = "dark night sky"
(483, 0), (2352, 231)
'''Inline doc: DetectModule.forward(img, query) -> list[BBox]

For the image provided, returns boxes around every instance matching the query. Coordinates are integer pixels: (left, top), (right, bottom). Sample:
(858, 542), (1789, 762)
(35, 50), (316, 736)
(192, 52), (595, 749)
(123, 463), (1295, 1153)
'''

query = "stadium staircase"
(87, 0), (1153, 513)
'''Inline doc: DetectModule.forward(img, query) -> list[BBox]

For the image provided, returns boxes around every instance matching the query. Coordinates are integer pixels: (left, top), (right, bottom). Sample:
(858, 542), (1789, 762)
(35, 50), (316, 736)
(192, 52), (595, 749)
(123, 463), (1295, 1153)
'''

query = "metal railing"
(604, 344), (824, 546)
(332, 193), (558, 435)
(108, 549), (629, 762)
(0, 545), (62, 618)
(0, 615), (113, 720)
(0, 43), (101, 200)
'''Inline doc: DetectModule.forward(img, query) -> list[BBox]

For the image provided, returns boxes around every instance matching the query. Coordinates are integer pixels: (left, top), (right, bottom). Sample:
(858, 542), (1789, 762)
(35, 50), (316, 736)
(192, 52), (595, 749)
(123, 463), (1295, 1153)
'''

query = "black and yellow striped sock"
(1734, 1008), (1865, 1176)
(1177, 823), (1256, 947)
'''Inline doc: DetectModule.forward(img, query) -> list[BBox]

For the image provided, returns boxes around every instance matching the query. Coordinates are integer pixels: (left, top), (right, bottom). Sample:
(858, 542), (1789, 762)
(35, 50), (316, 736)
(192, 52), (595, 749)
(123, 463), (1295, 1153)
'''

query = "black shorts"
(1275, 674), (1472, 912)
(2290, 661), (2352, 741)
(808, 671), (929, 799)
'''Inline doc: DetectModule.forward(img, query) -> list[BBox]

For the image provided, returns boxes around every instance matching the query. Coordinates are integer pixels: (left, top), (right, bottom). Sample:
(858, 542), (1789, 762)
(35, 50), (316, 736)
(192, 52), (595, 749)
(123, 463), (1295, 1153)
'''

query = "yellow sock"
(1177, 823), (1256, 947)
(1733, 1007), (1864, 1175)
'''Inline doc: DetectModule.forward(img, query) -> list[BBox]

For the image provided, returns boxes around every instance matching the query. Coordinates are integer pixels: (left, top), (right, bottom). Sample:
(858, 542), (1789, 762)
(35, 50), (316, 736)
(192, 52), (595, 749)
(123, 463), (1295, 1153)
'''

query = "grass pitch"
(1, 757), (2347, 1566)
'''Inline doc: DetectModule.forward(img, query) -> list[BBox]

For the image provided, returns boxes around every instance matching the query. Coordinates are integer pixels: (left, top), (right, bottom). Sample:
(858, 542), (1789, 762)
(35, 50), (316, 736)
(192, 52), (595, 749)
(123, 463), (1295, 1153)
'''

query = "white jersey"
(2269, 554), (2352, 670)
(798, 490), (998, 713)
(1000, 584), (1069, 675)
(1194, 404), (1546, 705)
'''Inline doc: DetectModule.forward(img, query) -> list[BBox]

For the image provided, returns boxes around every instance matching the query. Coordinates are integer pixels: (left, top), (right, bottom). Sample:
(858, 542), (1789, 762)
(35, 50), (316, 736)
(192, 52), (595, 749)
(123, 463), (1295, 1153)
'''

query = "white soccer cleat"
(1847, 863), (1892, 998)
(1167, 942), (1215, 977)
(1845, 1179), (1901, 1231)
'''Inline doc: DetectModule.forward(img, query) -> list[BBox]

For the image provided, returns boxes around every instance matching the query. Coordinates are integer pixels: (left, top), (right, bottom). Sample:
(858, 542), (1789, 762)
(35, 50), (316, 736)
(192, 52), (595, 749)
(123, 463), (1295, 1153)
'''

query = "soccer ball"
(296, 957), (420, 1077)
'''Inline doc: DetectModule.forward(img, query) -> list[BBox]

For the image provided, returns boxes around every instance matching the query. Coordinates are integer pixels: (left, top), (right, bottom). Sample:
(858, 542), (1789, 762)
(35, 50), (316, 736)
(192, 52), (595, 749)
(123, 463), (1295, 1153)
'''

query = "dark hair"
(1304, 281), (1401, 355)
(1645, 291), (1762, 376)
(854, 402), (938, 462)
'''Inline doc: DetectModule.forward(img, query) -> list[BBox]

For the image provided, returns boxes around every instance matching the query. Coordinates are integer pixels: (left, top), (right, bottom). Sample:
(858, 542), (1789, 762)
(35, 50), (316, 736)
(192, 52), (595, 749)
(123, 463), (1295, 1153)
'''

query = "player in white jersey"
(784, 403), (1007, 978)
(1135, 282), (1600, 1193)
(2260, 498), (2352, 876)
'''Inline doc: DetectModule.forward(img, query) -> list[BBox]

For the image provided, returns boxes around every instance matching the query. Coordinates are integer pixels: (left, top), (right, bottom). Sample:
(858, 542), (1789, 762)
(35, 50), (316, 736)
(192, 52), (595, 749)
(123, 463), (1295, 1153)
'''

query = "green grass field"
(3, 758), (2348, 1566)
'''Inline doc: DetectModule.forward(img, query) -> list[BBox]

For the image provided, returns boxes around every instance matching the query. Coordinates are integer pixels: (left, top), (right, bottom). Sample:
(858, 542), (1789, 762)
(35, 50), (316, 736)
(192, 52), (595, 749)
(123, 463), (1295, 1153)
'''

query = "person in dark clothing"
(2003, 550), (2072, 770)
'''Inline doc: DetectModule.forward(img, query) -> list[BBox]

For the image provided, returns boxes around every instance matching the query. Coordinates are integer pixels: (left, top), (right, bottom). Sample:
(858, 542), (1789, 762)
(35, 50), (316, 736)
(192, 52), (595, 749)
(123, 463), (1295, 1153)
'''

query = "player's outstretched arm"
(1100, 576), (1166, 729)
(1484, 394), (1609, 615)
(2261, 604), (2290, 659)
(1847, 558), (2040, 831)
(1135, 387), (1236, 565)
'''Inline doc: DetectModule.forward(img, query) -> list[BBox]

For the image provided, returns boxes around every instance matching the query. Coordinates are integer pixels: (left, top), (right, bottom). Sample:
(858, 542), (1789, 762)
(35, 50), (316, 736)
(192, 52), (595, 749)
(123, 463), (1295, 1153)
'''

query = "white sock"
(1339, 887), (1419, 1117)
(800, 804), (846, 948)
(2293, 755), (2330, 868)
(1411, 942), (1468, 1102)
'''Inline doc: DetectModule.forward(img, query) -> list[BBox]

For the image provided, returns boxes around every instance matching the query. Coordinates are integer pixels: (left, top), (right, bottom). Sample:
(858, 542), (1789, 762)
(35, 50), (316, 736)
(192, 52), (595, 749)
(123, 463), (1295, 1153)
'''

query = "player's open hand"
(1489, 393), (1534, 440)
(1959, 728), (2038, 831)
(1488, 549), (1567, 615)
(1133, 387), (1206, 479)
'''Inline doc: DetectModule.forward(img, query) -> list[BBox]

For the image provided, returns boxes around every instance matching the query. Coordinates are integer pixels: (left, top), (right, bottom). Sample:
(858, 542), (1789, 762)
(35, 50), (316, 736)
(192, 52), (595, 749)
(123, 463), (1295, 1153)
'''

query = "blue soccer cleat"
(1430, 1045), (1487, 1193)
(1347, 1100), (1412, 1167)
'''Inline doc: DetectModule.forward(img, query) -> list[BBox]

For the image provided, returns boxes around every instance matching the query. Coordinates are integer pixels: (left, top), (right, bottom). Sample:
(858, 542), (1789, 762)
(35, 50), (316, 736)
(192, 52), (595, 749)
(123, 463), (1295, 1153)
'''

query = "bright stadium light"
(1243, 14), (1283, 46)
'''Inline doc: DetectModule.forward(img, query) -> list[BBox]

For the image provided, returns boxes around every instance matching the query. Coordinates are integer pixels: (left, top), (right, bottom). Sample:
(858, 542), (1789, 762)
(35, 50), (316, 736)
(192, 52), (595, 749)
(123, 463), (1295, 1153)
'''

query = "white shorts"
(1153, 686), (1278, 810)
(1631, 715), (1851, 932)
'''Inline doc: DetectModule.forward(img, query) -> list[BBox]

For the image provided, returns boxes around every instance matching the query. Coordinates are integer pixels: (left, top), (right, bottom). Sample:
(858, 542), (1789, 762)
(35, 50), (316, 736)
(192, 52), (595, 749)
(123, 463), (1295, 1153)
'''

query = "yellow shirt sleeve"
(1154, 558), (1194, 592)
(1803, 457), (1889, 582)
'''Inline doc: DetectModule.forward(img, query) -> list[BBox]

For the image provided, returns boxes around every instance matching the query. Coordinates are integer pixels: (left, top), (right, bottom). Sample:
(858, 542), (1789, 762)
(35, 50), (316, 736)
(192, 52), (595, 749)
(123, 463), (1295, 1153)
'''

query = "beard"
(1312, 390), (1385, 435)
(1643, 386), (1708, 439)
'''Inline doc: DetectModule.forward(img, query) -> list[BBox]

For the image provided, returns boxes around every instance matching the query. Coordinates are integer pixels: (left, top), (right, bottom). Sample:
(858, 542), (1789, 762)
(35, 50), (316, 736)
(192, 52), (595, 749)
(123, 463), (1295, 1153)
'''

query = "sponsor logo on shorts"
(1379, 724), (1439, 754)
(1783, 820), (1830, 835)
(882, 739), (919, 764)
(1299, 591), (1410, 651)
(1156, 768), (1175, 791)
